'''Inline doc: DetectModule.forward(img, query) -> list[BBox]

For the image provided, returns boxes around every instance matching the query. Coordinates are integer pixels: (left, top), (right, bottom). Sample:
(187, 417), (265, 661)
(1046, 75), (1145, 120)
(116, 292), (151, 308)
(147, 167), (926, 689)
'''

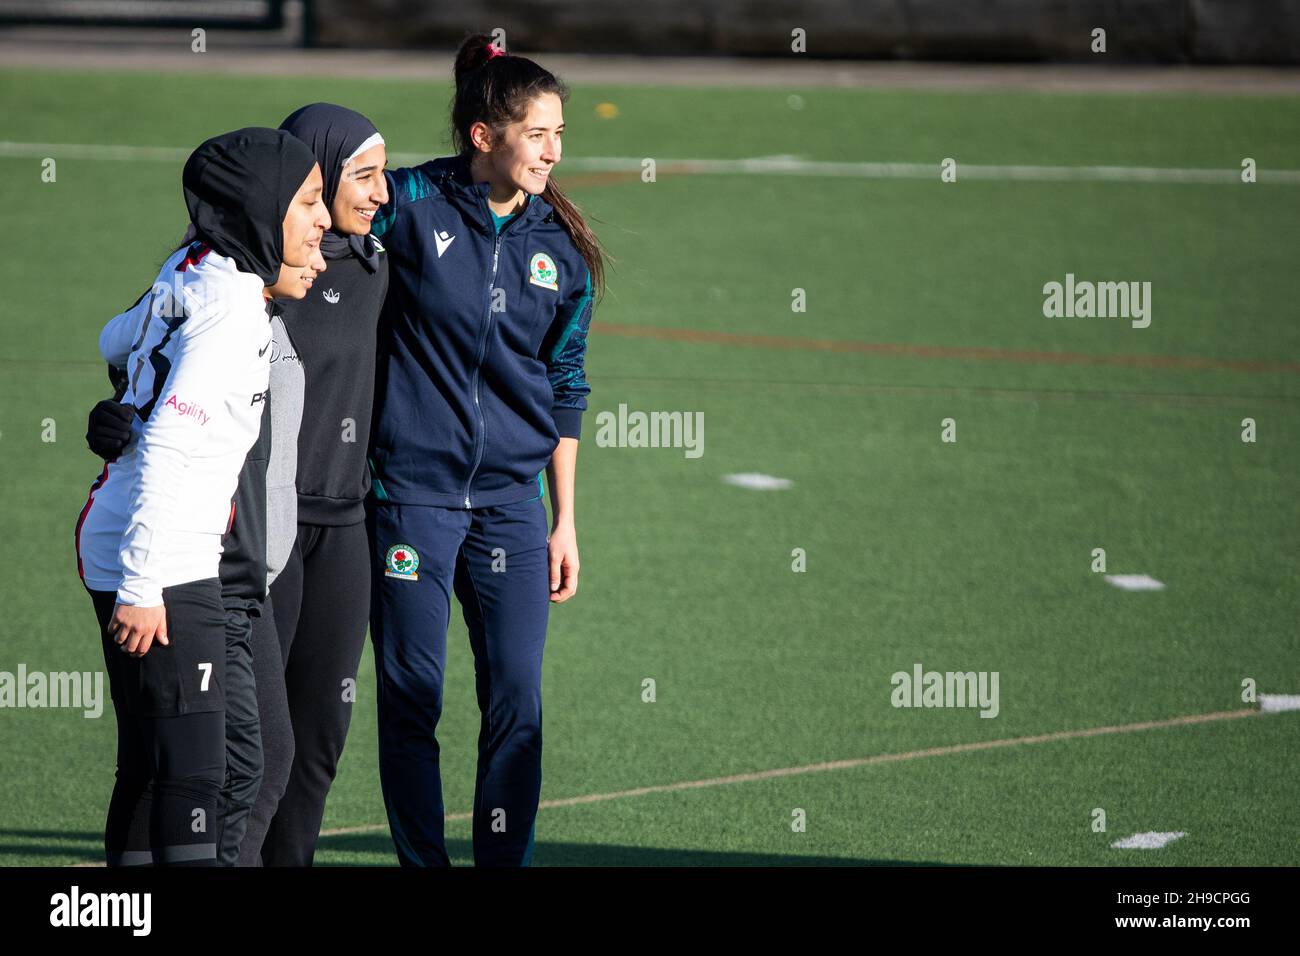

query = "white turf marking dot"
(1111, 831), (1186, 850)
(1259, 694), (1300, 714)
(722, 473), (793, 491)
(1103, 574), (1165, 591)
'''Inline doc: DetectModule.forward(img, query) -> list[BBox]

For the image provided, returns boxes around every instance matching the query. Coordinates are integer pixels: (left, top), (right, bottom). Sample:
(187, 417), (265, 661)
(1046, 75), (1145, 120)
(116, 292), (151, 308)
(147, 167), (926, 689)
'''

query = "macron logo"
(435, 230), (455, 258)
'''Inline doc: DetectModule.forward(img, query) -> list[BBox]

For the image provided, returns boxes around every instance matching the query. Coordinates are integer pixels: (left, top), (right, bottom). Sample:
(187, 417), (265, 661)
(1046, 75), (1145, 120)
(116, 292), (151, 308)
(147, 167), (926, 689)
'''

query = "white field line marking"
(2, 141), (1298, 185)
(66, 705), (1274, 862)
(570, 155), (1299, 185)
(1111, 831), (1187, 849)
(722, 472), (794, 491)
(1104, 574), (1166, 591)
(316, 706), (1265, 839)
(1259, 694), (1300, 713)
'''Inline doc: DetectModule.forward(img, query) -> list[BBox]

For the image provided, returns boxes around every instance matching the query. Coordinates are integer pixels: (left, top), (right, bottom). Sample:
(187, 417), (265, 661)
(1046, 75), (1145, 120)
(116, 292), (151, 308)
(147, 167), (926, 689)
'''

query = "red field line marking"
(598, 373), (1298, 405)
(591, 321), (1300, 375)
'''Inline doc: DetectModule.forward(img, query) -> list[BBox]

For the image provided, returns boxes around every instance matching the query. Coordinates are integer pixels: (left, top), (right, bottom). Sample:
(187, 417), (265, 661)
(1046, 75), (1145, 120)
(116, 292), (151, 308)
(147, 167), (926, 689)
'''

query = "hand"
(86, 399), (134, 460)
(547, 520), (579, 603)
(107, 602), (169, 657)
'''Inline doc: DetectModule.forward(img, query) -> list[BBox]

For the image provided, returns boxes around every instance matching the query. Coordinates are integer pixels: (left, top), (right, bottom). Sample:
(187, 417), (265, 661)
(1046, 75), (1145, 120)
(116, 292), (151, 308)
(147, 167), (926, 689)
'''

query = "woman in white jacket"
(74, 127), (329, 867)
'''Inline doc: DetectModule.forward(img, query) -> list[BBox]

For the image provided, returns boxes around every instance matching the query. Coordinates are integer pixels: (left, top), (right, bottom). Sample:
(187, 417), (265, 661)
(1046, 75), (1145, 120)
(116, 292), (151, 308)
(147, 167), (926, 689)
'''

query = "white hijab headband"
(343, 132), (386, 167)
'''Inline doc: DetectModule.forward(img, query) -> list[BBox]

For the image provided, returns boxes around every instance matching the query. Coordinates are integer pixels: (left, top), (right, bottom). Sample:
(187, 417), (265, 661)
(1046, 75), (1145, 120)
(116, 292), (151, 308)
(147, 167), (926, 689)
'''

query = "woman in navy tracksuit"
(366, 34), (604, 867)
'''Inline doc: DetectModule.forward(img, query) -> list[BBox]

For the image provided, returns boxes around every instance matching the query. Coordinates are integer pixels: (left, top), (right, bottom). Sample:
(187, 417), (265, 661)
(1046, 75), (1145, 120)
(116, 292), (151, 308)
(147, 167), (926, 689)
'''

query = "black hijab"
(279, 103), (385, 273)
(182, 127), (318, 286)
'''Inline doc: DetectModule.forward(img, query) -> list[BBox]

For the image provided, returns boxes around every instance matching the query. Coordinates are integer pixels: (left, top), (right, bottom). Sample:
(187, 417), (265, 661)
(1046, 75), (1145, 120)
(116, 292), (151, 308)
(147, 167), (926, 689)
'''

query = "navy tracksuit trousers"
(366, 495), (551, 867)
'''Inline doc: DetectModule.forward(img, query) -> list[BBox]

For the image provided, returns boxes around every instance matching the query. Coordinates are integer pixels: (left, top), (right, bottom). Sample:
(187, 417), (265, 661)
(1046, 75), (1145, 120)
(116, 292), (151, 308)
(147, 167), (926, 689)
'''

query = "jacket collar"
(429, 152), (555, 234)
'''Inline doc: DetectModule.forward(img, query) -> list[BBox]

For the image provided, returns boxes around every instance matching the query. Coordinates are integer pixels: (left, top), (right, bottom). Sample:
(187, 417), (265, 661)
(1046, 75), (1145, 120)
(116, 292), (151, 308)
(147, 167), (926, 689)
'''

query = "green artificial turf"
(0, 67), (1295, 866)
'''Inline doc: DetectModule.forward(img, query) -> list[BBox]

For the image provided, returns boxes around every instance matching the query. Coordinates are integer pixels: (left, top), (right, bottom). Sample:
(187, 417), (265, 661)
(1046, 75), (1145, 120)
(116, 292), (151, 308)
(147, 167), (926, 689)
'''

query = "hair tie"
(486, 44), (505, 60)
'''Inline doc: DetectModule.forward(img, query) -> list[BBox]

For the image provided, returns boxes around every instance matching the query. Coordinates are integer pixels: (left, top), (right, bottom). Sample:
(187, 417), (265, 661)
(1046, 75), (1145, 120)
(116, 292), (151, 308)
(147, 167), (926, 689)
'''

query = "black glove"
(86, 398), (134, 460)
(107, 361), (129, 395)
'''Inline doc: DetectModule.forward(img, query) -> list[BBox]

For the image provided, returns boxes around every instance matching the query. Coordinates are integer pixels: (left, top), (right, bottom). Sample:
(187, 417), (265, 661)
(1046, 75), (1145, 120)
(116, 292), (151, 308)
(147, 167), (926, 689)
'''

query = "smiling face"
(281, 163), (331, 269)
(332, 143), (389, 235)
(471, 92), (564, 198)
(265, 246), (327, 300)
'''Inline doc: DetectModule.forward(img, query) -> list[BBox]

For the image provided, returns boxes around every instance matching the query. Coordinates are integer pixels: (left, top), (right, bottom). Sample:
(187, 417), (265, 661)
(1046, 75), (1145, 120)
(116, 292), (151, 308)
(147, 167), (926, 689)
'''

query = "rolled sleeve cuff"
(117, 578), (163, 608)
(552, 406), (583, 440)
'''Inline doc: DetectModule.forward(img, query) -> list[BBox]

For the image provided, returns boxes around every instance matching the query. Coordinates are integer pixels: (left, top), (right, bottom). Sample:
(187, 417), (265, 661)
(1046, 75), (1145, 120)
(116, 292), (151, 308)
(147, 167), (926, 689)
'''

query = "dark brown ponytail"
(451, 33), (608, 297)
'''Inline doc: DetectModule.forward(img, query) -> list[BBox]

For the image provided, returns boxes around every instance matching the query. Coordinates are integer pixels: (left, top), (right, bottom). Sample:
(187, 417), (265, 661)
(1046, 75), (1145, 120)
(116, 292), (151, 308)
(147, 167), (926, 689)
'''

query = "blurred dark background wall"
(0, 0), (1295, 62)
(307, 0), (1300, 62)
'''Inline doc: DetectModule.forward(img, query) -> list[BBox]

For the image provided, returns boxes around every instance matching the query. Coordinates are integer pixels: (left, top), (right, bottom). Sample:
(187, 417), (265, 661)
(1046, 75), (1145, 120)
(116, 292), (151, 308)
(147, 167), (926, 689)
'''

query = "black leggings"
(233, 596), (292, 866)
(217, 602), (264, 865)
(257, 521), (372, 866)
(91, 586), (226, 867)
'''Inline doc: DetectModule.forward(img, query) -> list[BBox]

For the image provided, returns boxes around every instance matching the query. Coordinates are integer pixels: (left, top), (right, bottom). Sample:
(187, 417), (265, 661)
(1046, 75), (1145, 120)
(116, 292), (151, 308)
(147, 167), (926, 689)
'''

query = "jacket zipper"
(463, 228), (502, 508)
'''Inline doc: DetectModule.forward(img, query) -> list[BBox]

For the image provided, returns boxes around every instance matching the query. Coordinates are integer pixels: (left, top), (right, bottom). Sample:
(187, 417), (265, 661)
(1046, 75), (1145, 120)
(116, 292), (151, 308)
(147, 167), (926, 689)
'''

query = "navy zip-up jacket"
(368, 153), (593, 509)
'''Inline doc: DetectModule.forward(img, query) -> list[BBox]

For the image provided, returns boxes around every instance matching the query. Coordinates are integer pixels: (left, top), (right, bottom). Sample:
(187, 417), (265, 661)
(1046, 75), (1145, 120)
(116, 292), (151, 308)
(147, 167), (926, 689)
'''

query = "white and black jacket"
(76, 243), (272, 607)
